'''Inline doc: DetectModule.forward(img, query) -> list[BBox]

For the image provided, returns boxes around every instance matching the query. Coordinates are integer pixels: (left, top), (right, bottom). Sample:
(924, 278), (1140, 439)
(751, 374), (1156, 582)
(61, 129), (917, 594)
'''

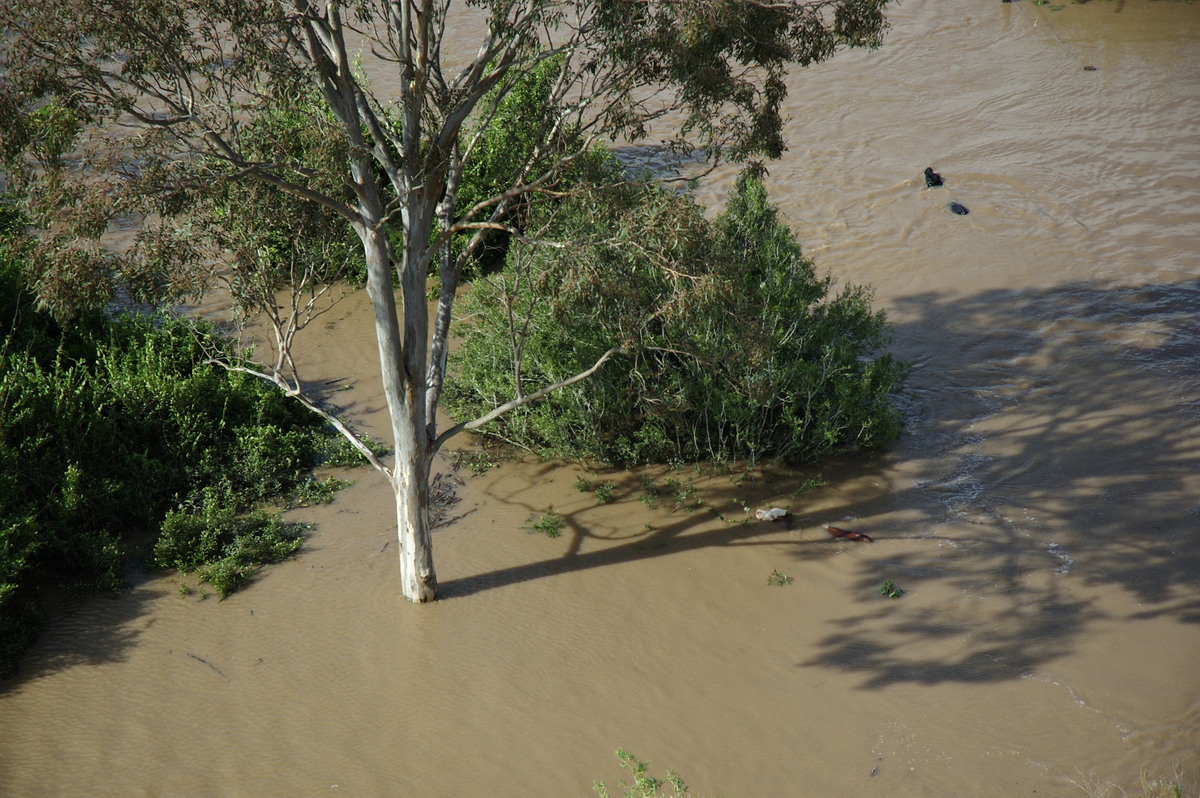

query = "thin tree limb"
(433, 346), (621, 451)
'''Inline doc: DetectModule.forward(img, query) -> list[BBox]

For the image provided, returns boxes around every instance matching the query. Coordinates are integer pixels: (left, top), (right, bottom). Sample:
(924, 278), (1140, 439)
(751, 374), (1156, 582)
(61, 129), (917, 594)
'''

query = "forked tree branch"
(433, 345), (621, 451)
(208, 359), (395, 480)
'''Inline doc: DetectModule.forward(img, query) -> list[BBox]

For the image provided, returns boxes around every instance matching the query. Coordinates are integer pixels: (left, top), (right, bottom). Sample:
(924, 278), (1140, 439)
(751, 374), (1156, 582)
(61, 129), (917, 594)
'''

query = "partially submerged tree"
(447, 172), (907, 466)
(0, 0), (890, 601)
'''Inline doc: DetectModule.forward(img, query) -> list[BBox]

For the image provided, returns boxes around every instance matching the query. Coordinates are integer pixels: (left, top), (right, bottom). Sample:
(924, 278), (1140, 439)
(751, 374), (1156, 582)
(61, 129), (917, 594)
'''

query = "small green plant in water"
(639, 476), (660, 509)
(594, 750), (690, 798)
(451, 448), (500, 476)
(767, 569), (793, 586)
(1136, 770), (1194, 798)
(880, 580), (904, 599)
(290, 475), (351, 506)
(664, 477), (701, 511)
(722, 499), (753, 526)
(594, 481), (616, 503)
(788, 476), (827, 499)
(643, 475), (662, 506)
(574, 474), (593, 492)
(527, 507), (565, 538)
(1149, 783), (1184, 798)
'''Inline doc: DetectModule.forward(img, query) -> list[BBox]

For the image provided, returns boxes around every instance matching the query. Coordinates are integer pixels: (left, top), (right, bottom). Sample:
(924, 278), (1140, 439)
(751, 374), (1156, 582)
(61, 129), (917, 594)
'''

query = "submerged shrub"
(593, 750), (691, 798)
(0, 236), (352, 674)
(155, 497), (302, 598)
(446, 172), (908, 466)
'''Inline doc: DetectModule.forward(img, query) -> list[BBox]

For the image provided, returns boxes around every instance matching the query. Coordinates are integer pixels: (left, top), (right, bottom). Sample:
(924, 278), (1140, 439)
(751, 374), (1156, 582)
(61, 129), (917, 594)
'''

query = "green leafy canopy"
(446, 171), (908, 466)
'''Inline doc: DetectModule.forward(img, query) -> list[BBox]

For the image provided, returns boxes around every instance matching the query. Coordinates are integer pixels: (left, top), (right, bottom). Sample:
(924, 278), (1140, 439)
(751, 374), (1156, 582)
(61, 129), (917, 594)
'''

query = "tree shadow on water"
(442, 280), (1199, 690)
(800, 279), (1200, 688)
(439, 455), (867, 599)
(29, 279), (1178, 693)
(0, 574), (167, 691)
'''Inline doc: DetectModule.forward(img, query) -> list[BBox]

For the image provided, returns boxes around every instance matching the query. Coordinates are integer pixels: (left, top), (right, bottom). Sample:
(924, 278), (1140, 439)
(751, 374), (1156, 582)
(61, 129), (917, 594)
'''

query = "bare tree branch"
(208, 358), (394, 480)
(433, 345), (622, 451)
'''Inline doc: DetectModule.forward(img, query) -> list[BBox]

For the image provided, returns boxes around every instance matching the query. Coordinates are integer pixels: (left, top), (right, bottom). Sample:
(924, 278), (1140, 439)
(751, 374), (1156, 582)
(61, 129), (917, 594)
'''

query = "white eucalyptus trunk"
(393, 442), (436, 602)
(362, 214), (439, 602)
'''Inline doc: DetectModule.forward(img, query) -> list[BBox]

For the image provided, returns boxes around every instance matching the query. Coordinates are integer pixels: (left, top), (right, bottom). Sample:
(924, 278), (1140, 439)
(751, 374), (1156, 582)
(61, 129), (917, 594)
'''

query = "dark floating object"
(1083, 65), (1098, 71)
(949, 202), (970, 216)
(924, 167), (944, 187)
(826, 525), (874, 543)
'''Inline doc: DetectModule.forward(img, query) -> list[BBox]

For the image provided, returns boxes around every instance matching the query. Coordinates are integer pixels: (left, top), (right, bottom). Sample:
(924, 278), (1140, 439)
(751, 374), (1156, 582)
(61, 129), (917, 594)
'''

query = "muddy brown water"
(2, 1), (1199, 795)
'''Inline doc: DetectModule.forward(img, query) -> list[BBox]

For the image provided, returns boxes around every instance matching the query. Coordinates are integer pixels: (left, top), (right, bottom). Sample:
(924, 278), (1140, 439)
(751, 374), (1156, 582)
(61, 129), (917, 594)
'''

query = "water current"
(1, 1), (1198, 795)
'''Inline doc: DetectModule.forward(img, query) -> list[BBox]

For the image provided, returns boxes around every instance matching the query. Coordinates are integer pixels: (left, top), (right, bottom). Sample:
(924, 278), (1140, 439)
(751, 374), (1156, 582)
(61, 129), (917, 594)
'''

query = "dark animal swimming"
(924, 167), (944, 187)
(949, 202), (970, 215)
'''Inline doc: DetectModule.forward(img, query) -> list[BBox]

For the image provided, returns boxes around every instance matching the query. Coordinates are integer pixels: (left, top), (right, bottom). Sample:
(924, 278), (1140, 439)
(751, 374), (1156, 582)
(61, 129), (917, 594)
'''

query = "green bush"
(154, 496), (302, 598)
(445, 171), (907, 466)
(451, 55), (617, 275)
(0, 232), (355, 675)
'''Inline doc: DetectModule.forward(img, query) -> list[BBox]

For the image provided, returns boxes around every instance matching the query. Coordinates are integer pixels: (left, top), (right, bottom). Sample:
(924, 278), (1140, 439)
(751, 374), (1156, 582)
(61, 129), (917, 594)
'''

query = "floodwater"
(2, 0), (1199, 795)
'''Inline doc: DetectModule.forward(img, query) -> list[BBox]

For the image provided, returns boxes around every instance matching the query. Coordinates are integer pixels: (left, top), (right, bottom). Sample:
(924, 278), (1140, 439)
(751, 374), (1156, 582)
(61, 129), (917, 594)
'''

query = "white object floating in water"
(755, 507), (790, 521)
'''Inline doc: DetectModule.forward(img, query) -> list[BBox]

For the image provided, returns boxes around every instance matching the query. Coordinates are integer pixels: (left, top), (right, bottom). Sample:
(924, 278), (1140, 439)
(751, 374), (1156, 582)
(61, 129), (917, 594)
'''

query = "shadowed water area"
(1, 0), (1198, 795)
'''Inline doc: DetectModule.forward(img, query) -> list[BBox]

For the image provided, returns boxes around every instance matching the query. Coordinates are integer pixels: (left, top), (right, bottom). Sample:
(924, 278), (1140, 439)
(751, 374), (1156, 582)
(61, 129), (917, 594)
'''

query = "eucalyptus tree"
(0, 0), (889, 601)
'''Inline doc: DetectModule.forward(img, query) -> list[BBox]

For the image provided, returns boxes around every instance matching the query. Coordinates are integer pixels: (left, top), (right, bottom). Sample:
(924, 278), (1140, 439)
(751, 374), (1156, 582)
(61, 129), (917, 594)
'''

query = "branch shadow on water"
(439, 455), (865, 599)
(444, 280), (1200, 690)
(800, 279), (1200, 688)
(11, 279), (1188, 691)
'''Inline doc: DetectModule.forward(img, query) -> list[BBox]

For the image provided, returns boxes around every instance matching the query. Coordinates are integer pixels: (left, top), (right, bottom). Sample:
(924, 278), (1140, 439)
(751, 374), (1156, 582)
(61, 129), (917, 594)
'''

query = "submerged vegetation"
(594, 750), (693, 798)
(0, 1), (903, 649)
(526, 507), (566, 538)
(766, 569), (794, 587)
(446, 171), (908, 467)
(0, 205), (361, 676)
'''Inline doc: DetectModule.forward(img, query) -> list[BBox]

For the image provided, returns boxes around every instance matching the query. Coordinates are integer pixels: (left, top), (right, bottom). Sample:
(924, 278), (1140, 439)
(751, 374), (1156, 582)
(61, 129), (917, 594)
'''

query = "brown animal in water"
(826, 525), (873, 543)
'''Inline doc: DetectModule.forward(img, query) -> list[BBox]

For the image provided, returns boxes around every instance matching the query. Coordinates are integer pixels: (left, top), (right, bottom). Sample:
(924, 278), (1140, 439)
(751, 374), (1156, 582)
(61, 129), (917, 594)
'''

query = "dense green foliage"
(201, 85), (366, 291)
(451, 55), (618, 274)
(445, 172), (907, 466)
(0, 210), (356, 675)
